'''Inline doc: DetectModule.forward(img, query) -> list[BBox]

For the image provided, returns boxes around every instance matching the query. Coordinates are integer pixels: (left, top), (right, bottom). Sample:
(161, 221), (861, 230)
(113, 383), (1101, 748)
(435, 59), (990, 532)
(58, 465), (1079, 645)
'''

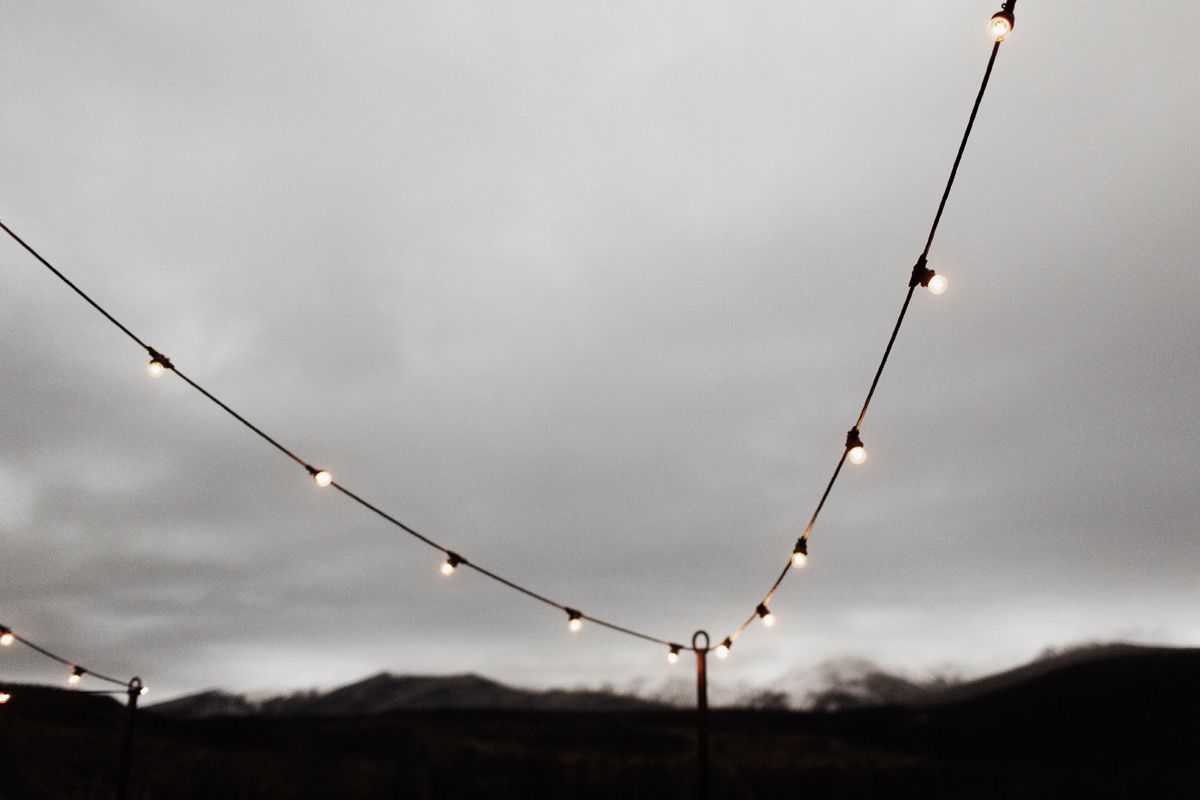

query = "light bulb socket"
(566, 608), (582, 624)
(669, 645), (682, 656)
(793, 538), (808, 558)
(910, 255), (936, 288)
(445, 552), (463, 569)
(845, 428), (864, 452)
(719, 637), (733, 651)
(756, 604), (771, 619)
(146, 347), (173, 371)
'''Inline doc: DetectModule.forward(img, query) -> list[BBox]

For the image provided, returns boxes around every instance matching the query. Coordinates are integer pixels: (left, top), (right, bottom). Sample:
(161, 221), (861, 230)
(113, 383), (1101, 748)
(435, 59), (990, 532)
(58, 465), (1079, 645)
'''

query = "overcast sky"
(1, 1), (1198, 701)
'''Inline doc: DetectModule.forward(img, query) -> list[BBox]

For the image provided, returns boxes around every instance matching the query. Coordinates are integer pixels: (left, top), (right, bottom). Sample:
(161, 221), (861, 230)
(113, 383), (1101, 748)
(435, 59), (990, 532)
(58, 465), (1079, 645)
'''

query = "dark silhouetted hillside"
(151, 672), (667, 719)
(3, 644), (1200, 799)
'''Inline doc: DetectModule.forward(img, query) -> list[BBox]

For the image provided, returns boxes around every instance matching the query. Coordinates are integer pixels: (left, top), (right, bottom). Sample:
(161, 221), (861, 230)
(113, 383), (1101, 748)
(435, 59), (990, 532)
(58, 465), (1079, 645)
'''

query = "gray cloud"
(1, 1), (1198, 699)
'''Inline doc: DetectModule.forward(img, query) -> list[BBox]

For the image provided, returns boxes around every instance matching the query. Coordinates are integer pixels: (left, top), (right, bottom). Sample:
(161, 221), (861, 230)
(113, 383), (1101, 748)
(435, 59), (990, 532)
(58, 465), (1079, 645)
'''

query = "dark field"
(3, 647), (1200, 799)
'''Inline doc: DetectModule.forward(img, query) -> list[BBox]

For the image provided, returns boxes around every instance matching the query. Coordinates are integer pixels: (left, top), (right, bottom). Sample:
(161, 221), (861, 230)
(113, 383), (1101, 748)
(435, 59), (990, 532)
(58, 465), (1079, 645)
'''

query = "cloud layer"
(1, 1), (1198, 698)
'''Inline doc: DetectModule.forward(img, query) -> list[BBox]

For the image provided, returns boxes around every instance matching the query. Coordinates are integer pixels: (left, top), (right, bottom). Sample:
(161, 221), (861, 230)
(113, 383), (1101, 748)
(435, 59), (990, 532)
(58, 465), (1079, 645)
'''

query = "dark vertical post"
(115, 677), (142, 800)
(692, 631), (710, 800)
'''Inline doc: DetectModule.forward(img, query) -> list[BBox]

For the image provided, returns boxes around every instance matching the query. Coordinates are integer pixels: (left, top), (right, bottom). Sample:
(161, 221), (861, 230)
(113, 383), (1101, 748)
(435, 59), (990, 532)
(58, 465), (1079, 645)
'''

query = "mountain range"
(4, 642), (1199, 798)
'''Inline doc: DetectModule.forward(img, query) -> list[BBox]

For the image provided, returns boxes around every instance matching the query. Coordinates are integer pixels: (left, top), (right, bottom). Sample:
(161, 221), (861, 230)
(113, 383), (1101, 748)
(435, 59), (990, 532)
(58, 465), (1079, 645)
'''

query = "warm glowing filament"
(68, 673), (81, 685)
(0, 693), (9, 704)
(715, 644), (729, 659)
(988, 15), (1012, 42)
(928, 274), (948, 295)
(441, 561), (456, 576)
(140, 686), (149, 696)
(568, 617), (582, 633)
(148, 361), (165, 377)
(792, 551), (807, 569)
(313, 470), (332, 487)
(848, 445), (867, 465)
(0, 632), (13, 646)
(762, 612), (775, 627)
(668, 650), (679, 664)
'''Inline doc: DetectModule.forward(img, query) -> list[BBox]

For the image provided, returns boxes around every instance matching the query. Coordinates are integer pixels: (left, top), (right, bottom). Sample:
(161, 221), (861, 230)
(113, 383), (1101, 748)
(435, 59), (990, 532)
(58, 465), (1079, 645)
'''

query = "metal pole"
(115, 677), (142, 800)
(692, 631), (710, 800)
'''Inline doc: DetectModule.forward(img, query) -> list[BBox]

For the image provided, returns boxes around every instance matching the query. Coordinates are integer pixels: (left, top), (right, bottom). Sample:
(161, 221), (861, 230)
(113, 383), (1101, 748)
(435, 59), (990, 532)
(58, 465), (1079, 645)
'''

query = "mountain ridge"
(149, 671), (668, 718)
(148, 641), (1195, 720)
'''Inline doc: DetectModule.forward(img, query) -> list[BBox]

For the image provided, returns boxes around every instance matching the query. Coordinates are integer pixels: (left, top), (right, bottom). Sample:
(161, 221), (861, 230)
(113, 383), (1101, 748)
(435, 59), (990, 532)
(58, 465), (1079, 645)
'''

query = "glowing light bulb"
(988, 13), (1013, 42)
(928, 274), (948, 295)
(441, 561), (455, 576)
(756, 604), (775, 627)
(567, 609), (583, 632)
(139, 686), (149, 696)
(845, 428), (866, 465)
(715, 641), (730, 659)
(313, 470), (332, 487)
(147, 360), (165, 377)
(441, 552), (462, 576)
(0, 629), (13, 646)
(792, 539), (808, 569)
(0, 693), (9, 704)
(668, 646), (680, 664)
(68, 668), (84, 685)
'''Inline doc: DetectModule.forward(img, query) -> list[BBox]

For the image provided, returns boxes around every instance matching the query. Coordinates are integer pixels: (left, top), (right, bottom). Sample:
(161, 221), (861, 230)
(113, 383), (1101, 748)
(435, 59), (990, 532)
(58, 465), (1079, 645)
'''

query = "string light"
(0, 693), (9, 704)
(0, 624), (133, 696)
(989, 1), (1015, 42)
(791, 538), (808, 569)
(146, 348), (171, 377)
(668, 645), (681, 664)
(441, 552), (462, 576)
(0, 0), (1014, 669)
(720, 4), (1010, 657)
(846, 428), (866, 465)
(910, 256), (947, 295)
(140, 685), (149, 696)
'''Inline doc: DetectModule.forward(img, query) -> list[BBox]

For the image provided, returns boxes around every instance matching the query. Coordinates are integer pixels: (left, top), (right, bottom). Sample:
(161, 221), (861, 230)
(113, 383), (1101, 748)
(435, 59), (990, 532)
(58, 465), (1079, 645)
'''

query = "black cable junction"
(0, 624), (145, 699)
(0, 2), (1015, 668)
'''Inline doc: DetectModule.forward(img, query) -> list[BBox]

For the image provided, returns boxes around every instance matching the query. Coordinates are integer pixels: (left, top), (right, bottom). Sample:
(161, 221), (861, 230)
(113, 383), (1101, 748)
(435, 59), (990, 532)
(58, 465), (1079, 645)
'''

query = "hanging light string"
(0, 220), (678, 649)
(0, 624), (141, 694)
(717, 5), (1013, 656)
(0, 2), (1014, 665)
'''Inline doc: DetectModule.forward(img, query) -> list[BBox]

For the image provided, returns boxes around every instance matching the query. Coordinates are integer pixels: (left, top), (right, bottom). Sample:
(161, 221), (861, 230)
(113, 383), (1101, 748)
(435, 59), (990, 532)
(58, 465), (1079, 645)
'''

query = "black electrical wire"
(1, 626), (129, 687)
(0, 223), (675, 649)
(723, 36), (1007, 648)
